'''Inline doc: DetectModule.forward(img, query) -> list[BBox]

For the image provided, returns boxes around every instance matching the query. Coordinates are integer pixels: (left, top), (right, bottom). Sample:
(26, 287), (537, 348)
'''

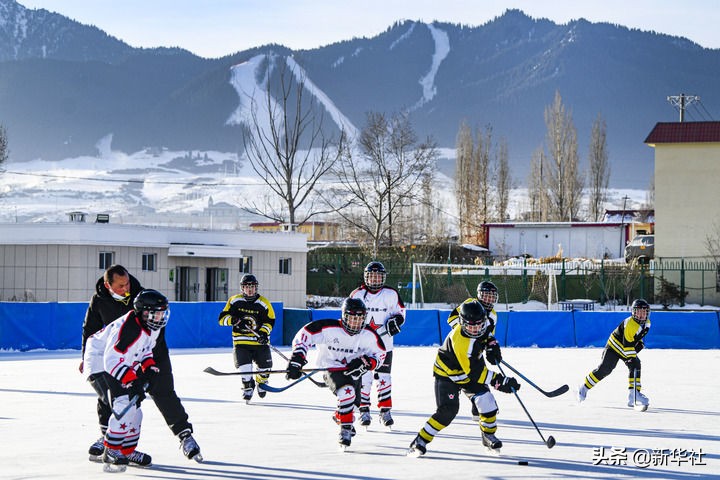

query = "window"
(279, 257), (292, 275)
(142, 253), (157, 271)
(99, 251), (114, 270)
(240, 256), (253, 273)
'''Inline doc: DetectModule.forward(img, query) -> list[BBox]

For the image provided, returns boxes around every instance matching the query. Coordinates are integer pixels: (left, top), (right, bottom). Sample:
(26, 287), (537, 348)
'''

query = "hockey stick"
(203, 366), (330, 376)
(498, 364), (556, 449)
(499, 359), (569, 398)
(257, 371), (319, 393)
(241, 328), (327, 388)
(268, 345), (327, 388)
(111, 383), (148, 420)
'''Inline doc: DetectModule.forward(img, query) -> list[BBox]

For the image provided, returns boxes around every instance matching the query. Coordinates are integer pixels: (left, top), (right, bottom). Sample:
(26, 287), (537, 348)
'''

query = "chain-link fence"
(307, 249), (720, 308)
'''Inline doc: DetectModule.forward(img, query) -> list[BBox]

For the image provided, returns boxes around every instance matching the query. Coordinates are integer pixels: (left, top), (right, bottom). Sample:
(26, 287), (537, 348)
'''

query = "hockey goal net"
(410, 262), (559, 310)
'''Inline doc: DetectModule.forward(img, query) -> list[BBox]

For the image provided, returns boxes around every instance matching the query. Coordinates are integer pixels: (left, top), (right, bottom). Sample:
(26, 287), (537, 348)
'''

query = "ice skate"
(577, 384), (588, 403)
(179, 430), (203, 462)
(379, 408), (394, 428)
(358, 407), (372, 428)
(256, 375), (268, 398)
(628, 389), (649, 411)
(338, 425), (354, 451)
(407, 435), (427, 457)
(481, 431), (502, 454)
(102, 447), (128, 473)
(126, 450), (152, 468)
(242, 379), (255, 404)
(88, 437), (104, 462)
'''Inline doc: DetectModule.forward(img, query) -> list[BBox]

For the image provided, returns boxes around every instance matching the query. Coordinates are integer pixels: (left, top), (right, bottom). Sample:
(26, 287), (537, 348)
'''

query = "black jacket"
(81, 275), (171, 365)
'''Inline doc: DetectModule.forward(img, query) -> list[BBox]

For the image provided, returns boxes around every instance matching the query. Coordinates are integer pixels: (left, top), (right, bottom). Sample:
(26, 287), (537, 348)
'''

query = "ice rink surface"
(1, 346), (718, 479)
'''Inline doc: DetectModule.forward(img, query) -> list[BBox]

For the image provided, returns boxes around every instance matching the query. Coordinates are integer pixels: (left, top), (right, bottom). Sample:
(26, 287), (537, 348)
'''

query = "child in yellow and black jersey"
(218, 274), (276, 402)
(446, 280), (499, 421)
(408, 300), (519, 456)
(578, 299), (651, 410)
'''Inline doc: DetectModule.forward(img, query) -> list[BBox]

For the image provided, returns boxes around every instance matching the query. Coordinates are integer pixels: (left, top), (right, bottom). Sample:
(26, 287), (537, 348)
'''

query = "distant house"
(249, 221), (340, 242)
(484, 221), (626, 260)
(645, 120), (720, 304)
(0, 220), (307, 307)
(603, 209), (654, 239)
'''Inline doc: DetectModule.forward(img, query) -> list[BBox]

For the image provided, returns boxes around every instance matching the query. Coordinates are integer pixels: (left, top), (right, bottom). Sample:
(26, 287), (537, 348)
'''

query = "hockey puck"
(517, 461), (529, 466)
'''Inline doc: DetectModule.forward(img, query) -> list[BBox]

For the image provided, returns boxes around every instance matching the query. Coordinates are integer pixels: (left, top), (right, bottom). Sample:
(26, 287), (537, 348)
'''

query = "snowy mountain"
(2, 0), (714, 203)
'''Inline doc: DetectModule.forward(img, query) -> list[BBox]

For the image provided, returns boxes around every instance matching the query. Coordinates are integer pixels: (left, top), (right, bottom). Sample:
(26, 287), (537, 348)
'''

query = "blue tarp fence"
(1, 302), (718, 351)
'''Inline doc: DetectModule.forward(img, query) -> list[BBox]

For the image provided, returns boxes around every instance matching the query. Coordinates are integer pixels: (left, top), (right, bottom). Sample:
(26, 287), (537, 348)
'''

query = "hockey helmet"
(631, 298), (650, 323)
(341, 297), (367, 336)
(133, 289), (170, 331)
(458, 300), (489, 338)
(363, 261), (386, 291)
(240, 274), (259, 299)
(476, 281), (499, 310)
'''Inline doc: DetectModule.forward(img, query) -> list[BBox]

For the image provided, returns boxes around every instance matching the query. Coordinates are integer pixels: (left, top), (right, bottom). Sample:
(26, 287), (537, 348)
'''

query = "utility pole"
(667, 93), (700, 122)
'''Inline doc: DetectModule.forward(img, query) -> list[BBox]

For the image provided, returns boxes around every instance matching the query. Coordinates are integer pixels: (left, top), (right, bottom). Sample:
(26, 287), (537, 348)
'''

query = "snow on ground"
(1, 346), (718, 479)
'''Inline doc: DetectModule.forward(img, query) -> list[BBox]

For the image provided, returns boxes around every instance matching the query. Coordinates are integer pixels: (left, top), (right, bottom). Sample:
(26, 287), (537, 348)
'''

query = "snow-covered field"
(1, 346), (717, 479)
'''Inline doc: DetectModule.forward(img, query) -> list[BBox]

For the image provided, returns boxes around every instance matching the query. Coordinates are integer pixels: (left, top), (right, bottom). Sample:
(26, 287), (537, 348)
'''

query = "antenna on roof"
(666, 93), (699, 122)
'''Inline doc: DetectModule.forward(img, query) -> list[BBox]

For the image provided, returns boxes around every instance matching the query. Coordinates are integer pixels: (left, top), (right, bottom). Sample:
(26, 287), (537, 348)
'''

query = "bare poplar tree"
(330, 111), (437, 256)
(0, 124), (7, 170)
(526, 147), (548, 221)
(544, 91), (583, 221)
(241, 55), (345, 227)
(587, 114), (610, 221)
(495, 137), (511, 222)
(476, 125), (493, 228)
(455, 120), (478, 243)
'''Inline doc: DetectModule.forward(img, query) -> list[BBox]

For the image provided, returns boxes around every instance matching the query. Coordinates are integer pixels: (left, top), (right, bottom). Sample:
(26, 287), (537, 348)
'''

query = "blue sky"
(18, 0), (720, 58)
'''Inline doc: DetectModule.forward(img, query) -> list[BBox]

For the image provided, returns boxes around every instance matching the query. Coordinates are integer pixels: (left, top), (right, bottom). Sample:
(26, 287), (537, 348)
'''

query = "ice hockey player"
(349, 261), (405, 428)
(83, 289), (169, 471)
(286, 297), (386, 450)
(80, 265), (201, 464)
(447, 280), (500, 421)
(218, 274), (276, 402)
(408, 300), (519, 457)
(578, 298), (651, 410)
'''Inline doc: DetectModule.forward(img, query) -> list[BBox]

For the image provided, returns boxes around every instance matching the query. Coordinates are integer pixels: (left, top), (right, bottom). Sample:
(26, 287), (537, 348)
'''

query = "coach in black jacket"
(80, 264), (201, 462)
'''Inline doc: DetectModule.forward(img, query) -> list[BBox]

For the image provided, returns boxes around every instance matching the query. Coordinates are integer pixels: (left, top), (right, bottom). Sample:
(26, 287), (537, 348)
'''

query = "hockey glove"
(286, 353), (307, 380)
(344, 355), (375, 380)
(256, 331), (269, 345)
(485, 338), (502, 365)
(493, 374), (520, 393)
(635, 340), (644, 353)
(386, 314), (405, 336)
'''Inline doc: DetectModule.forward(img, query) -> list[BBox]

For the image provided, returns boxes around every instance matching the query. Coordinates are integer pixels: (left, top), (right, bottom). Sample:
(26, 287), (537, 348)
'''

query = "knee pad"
(472, 391), (498, 414)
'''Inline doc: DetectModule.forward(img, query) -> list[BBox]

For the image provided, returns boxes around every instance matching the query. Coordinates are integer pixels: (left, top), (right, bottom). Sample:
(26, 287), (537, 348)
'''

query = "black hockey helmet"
(458, 300), (489, 338)
(476, 280), (499, 310)
(133, 289), (170, 331)
(631, 298), (650, 323)
(240, 273), (259, 300)
(363, 261), (386, 291)
(341, 297), (367, 336)
(240, 274), (259, 287)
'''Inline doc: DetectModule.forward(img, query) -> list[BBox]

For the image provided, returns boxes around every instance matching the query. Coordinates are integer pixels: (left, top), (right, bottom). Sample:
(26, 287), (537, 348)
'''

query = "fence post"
(522, 257), (528, 303)
(561, 259), (567, 301)
(681, 258), (686, 307)
(599, 259), (606, 305)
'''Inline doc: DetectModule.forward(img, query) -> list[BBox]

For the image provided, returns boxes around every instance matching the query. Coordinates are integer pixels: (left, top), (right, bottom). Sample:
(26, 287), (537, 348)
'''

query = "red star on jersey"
(379, 379), (387, 386)
(368, 319), (381, 330)
(344, 387), (353, 395)
(129, 427), (137, 433)
(120, 422), (127, 429)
